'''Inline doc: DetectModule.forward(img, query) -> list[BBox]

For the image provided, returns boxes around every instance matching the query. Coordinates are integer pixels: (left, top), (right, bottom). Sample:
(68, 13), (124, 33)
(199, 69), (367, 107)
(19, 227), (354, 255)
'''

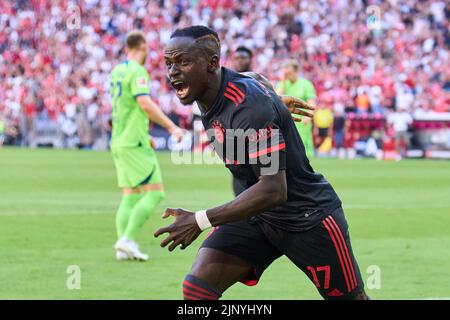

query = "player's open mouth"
(171, 80), (190, 99)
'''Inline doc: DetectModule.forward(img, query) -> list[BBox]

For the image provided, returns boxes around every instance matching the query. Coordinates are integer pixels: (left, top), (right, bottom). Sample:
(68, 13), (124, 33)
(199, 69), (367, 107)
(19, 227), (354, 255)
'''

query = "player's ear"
(207, 54), (220, 73)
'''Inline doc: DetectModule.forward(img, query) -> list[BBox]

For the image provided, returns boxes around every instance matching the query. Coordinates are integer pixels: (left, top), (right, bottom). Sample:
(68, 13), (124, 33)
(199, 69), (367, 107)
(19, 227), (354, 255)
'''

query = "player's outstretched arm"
(154, 170), (287, 251)
(242, 72), (315, 122)
(136, 95), (183, 140)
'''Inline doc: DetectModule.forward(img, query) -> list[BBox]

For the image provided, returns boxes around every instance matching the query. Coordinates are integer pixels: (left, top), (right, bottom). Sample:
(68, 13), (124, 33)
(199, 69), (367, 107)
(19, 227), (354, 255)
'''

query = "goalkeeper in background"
(109, 30), (183, 261)
(277, 59), (317, 158)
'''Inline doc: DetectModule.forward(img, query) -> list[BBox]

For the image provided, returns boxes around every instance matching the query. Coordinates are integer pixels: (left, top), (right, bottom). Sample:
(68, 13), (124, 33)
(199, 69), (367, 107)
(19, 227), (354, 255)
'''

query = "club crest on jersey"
(136, 77), (147, 88)
(211, 120), (225, 144)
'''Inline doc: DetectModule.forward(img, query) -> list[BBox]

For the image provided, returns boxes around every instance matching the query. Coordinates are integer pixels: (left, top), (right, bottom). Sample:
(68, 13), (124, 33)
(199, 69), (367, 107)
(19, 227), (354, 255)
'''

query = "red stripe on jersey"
(224, 92), (239, 106)
(227, 82), (245, 100)
(328, 216), (358, 288)
(248, 143), (286, 159)
(225, 86), (243, 103)
(322, 219), (352, 292)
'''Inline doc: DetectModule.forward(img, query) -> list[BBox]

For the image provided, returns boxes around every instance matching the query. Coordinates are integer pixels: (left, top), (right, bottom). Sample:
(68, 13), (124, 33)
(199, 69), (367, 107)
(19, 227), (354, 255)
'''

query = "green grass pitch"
(0, 147), (449, 299)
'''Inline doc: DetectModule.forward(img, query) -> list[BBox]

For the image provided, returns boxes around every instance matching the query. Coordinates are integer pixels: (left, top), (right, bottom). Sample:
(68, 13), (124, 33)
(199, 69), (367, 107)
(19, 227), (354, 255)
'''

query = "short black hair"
(235, 46), (253, 58)
(171, 25), (219, 41)
(170, 25), (221, 57)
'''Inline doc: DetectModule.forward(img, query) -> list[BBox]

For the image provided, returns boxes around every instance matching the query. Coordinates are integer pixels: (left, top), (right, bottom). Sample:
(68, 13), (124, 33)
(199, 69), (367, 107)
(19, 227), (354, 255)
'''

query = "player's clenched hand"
(280, 95), (315, 122)
(168, 125), (184, 142)
(154, 208), (202, 251)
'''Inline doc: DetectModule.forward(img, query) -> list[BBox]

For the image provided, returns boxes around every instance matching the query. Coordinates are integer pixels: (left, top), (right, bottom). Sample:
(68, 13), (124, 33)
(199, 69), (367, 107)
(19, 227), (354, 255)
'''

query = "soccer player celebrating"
(155, 26), (368, 300)
(109, 30), (183, 261)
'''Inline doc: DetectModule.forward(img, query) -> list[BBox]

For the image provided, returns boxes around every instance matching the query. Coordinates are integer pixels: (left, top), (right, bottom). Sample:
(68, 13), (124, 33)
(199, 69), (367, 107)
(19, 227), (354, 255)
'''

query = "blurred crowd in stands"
(0, 0), (449, 152)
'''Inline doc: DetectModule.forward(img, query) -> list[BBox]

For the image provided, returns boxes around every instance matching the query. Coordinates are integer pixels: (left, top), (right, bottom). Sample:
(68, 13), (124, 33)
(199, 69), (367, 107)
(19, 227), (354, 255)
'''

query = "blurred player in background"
(109, 30), (183, 261)
(277, 60), (317, 158)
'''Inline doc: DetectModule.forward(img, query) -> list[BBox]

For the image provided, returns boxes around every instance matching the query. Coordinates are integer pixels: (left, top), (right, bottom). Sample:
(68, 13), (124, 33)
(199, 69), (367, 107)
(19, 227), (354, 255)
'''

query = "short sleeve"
(130, 67), (150, 97)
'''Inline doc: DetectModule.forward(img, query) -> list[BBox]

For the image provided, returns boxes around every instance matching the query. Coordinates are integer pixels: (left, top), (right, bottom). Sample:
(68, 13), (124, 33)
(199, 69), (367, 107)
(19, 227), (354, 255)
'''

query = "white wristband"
(195, 210), (212, 231)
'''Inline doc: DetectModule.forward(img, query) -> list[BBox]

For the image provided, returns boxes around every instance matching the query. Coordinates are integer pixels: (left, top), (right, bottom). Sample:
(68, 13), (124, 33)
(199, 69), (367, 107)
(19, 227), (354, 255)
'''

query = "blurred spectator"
(368, 85), (383, 115)
(75, 107), (94, 149)
(333, 102), (346, 159)
(0, 116), (4, 147)
(387, 106), (413, 160)
(313, 100), (334, 157)
(355, 87), (370, 115)
(365, 130), (383, 160)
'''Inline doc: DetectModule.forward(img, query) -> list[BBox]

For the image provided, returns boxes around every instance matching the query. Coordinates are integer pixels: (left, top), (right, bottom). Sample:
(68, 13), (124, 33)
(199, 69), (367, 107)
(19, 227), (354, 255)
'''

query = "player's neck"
(197, 68), (223, 113)
(127, 54), (144, 65)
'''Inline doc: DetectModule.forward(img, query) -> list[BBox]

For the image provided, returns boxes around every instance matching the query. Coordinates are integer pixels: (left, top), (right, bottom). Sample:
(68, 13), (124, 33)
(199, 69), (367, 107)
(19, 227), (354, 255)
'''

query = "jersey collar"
(201, 67), (228, 121)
